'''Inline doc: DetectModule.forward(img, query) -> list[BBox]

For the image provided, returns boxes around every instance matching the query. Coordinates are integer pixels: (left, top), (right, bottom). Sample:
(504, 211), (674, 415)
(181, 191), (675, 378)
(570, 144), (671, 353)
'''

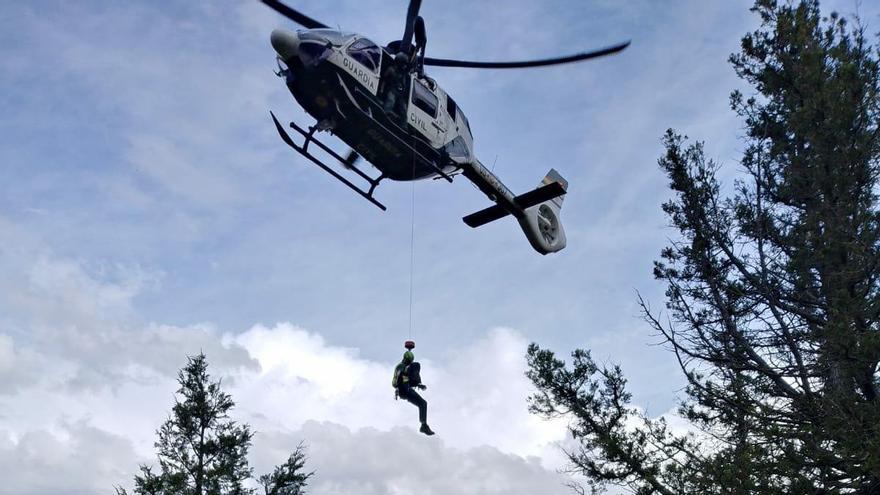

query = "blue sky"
(2, 1), (878, 494)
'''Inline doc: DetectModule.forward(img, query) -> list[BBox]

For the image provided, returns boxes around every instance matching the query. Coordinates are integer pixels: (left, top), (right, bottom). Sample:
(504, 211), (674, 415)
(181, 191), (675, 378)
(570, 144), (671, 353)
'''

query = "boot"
(419, 423), (435, 436)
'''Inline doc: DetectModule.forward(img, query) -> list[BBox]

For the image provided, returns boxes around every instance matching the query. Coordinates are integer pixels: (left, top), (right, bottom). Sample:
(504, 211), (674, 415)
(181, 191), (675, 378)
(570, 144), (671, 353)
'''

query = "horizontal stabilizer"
(463, 204), (507, 228)
(514, 180), (566, 210)
(463, 180), (567, 228)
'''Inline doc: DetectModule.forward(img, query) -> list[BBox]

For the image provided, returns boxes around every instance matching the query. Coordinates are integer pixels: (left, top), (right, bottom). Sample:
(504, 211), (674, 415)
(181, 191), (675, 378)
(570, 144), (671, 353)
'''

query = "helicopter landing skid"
(270, 111), (387, 211)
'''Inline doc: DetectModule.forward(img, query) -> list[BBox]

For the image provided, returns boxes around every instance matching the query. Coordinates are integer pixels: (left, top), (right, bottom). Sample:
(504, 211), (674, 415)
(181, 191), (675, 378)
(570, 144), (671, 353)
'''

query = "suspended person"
(393, 347), (434, 435)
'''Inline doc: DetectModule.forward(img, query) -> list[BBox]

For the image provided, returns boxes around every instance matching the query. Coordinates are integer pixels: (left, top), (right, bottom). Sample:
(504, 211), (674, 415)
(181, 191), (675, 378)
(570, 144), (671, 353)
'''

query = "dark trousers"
(399, 386), (427, 424)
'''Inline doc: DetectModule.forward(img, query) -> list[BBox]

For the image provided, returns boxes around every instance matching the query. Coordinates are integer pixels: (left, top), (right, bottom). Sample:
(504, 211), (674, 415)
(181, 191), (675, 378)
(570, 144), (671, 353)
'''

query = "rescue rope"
(408, 138), (417, 339)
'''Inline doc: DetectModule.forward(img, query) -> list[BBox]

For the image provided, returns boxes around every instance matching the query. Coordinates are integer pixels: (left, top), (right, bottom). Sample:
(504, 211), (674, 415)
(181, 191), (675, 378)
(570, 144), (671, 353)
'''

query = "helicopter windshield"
(298, 29), (355, 46)
(346, 38), (381, 72)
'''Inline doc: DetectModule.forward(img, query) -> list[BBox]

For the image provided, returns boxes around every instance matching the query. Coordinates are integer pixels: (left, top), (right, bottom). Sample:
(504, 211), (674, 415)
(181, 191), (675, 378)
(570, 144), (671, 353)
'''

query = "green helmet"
(403, 351), (414, 363)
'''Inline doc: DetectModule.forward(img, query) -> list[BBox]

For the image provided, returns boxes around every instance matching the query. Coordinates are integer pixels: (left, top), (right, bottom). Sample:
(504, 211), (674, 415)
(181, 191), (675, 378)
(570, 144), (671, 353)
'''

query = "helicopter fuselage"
(261, 0), (631, 254)
(274, 28), (475, 181)
(268, 26), (569, 254)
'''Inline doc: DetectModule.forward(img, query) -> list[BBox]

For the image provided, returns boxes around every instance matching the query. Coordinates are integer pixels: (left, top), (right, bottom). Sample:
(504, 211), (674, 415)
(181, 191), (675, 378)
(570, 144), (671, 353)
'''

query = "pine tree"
(527, 1), (880, 493)
(119, 354), (255, 495)
(258, 443), (313, 495)
(116, 355), (315, 495)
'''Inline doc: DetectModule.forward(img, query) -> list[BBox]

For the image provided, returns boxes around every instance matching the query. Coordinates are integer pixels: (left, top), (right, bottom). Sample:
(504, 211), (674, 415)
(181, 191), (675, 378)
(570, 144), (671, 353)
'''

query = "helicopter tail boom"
(462, 168), (568, 254)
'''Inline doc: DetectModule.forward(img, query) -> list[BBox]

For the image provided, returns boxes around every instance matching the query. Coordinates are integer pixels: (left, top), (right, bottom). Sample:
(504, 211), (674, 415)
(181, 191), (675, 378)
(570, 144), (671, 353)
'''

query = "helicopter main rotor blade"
(423, 40), (630, 69)
(260, 0), (329, 29)
(399, 0), (422, 56)
(414, 15), (426, 51)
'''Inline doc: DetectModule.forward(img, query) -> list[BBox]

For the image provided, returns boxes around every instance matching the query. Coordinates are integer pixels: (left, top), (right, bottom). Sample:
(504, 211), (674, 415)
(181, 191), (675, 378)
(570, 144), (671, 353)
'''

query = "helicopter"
(261, 0), (629, 254)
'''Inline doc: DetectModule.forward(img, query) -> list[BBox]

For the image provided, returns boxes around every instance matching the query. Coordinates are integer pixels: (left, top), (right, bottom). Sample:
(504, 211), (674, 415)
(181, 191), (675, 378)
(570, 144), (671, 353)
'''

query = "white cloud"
(0, 232), (574, 492)
(0, 233), (257, 394)
(251, 422), (572, 495)
(4, 320), (576, 493)
(228, 323), (570, 464)
(0, 335), (14, 372)
(0, 207), (706, 495)
(0, 421), (141, 495)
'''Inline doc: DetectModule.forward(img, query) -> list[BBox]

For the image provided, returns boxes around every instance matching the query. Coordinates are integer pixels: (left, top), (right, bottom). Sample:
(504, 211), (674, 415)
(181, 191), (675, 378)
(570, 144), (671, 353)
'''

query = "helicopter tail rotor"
(517, 169), (568, 254)
(462, 168), (568, 255)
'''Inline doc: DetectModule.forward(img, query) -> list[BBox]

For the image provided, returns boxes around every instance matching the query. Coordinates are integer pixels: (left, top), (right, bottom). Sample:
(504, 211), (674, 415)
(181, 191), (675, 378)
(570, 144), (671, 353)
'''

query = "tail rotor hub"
(537, 204), (559, 243)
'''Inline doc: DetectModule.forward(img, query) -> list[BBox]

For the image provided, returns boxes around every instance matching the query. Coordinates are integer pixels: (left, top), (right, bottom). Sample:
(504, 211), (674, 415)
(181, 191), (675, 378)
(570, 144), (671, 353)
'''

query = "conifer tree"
(121, 353), (254, 495)
(258, 443), (313, 495)
(528, 1), (880, 493)
(117, 354), (314, 495)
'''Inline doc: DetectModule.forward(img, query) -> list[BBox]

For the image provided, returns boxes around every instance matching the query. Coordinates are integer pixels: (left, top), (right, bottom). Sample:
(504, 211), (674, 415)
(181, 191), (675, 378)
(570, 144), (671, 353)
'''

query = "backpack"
(392, 363), (409, 389)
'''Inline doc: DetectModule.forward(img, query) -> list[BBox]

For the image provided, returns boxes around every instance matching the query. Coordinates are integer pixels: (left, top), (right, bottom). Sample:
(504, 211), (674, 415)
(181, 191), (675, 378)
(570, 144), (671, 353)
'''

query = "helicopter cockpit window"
(446, 95), (457, 119)
(457, 108), (472, 137)
(299, 29), (355, 46)
(346, 38), (381, 72)
(411, 80), (438, 118)
(445, 136), (470, 162)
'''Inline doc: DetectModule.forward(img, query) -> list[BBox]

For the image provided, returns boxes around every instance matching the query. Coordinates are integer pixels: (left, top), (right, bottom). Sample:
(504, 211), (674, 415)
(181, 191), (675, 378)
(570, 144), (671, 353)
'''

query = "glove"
(417, 384), (427, 390)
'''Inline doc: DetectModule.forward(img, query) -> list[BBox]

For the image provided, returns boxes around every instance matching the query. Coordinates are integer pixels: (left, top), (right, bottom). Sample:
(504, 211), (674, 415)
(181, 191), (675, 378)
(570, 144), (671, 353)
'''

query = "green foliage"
(527, 346), (689, 495)
(528, 1), (880, 493)
(133, 353), (254, 495)
(116, 354), (314, 495)
(258, 443), (314, 495)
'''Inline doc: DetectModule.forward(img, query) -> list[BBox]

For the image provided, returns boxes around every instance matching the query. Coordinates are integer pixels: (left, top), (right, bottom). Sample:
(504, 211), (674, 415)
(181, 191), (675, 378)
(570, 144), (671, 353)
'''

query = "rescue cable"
(407, 136), (417, 340)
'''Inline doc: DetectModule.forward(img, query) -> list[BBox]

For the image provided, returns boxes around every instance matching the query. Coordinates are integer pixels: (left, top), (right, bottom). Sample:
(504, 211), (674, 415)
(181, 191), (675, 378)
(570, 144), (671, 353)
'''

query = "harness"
(393, 362), (411, 389)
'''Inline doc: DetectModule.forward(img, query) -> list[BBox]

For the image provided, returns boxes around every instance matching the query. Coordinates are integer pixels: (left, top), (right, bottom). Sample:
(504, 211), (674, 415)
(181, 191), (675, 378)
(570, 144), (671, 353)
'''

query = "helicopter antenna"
(491, 155), (498, 173)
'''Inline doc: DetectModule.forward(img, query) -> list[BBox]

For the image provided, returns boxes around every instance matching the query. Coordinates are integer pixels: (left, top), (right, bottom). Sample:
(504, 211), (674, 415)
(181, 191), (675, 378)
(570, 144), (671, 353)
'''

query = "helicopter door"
(408, 77), (446, 147)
